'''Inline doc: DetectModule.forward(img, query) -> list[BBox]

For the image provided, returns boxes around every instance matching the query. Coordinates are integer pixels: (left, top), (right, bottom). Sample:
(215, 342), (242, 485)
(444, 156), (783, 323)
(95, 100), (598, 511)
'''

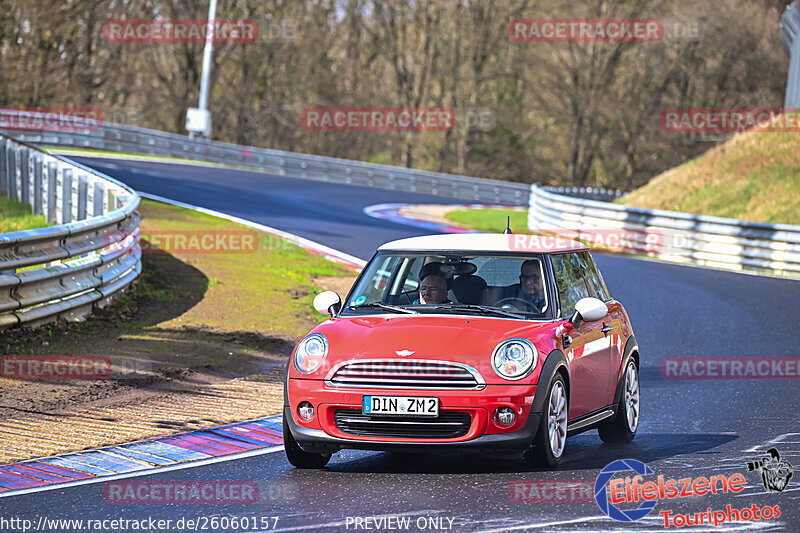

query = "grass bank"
(619, 130), (800, 225)
(444, 207), (529, 234)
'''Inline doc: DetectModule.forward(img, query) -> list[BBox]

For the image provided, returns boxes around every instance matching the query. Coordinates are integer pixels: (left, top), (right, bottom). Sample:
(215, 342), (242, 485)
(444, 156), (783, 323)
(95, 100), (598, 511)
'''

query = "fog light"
(298, 402), (315, 420)
(495, 407), (515, 426)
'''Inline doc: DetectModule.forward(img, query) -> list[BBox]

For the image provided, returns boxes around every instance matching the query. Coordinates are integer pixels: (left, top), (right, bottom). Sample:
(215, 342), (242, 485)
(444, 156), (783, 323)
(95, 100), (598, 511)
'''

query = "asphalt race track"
(72, 157), (467, 260)
(3, 157), (799, 532)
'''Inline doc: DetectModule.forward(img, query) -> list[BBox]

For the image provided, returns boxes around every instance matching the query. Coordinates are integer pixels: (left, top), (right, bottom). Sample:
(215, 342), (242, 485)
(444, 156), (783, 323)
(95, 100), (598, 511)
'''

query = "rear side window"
(551, 252), (609, 316)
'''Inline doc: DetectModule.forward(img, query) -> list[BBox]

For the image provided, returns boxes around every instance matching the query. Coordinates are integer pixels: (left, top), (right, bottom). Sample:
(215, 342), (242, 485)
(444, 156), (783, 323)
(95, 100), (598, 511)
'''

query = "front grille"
(326, 359), (484, 390)
(334, 409), (471, 439)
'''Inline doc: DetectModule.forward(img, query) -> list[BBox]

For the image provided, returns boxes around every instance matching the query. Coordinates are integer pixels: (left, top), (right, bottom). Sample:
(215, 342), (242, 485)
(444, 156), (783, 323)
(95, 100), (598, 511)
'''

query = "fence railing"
(0, 133), (141, 330)
(8, 121), (534, 206)
(541, 186), (622, 202)
(528, 185), (800, 277)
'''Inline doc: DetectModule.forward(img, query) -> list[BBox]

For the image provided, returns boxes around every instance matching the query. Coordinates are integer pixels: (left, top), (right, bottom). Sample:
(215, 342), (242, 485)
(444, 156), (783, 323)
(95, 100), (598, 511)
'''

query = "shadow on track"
(296, 433), (738, 475)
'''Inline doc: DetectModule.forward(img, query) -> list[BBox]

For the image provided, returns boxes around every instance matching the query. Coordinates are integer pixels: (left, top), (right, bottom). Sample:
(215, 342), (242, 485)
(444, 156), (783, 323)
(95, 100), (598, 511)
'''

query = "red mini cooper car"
(283, 233), (640, 468)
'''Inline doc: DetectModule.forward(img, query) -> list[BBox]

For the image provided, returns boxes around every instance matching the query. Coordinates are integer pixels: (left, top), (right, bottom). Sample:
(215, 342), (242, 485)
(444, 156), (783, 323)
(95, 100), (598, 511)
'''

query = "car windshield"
(343, 252), (550, 319)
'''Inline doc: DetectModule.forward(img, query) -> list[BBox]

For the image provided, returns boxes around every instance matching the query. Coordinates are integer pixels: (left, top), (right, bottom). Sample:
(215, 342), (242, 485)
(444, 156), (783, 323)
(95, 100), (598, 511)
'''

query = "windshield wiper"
(347, 303), (418, 314)
(431, 304), (527, 319)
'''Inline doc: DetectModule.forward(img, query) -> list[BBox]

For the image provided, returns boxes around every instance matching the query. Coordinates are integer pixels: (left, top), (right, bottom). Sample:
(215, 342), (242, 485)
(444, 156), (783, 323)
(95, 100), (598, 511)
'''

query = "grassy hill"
(619, 130), (800, 225)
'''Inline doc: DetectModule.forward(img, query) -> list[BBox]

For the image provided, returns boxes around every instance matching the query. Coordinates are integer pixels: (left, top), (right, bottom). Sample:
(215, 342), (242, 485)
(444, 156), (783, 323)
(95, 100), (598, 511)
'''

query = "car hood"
(309, 314), (558, 359)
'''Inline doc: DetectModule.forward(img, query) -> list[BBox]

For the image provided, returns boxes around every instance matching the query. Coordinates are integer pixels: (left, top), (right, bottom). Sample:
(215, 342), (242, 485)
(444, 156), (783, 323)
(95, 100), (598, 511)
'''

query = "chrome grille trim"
(325, 359), (486, 390)
(337, 418), (464, 427)
(334, 409), (472, 438)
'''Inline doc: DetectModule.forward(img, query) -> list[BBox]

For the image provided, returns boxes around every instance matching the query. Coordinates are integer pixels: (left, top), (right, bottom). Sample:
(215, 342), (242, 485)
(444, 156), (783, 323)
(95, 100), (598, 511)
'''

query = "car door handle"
(601, 325), (612, 333)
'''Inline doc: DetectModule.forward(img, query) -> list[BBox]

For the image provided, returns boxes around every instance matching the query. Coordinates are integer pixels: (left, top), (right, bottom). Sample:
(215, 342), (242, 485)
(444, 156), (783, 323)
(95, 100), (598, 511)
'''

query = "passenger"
(414, 274), (450, 305)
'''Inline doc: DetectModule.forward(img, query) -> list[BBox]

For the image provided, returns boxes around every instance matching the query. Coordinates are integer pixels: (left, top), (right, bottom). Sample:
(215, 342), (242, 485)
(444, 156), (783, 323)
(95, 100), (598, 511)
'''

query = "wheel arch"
(612, 335), (639, 409)
(532, 349), (570, 415)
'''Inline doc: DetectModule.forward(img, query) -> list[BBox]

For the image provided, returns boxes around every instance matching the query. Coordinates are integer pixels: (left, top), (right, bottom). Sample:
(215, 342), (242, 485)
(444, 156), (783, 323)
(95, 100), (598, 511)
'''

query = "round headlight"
(294, 333), (328, 374)
(491, 338), (537, 380)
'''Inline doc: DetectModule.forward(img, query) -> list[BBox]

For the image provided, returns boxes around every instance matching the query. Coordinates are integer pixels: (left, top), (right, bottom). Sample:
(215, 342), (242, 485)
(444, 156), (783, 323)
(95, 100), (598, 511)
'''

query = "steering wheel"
(495, 297), (541, 313)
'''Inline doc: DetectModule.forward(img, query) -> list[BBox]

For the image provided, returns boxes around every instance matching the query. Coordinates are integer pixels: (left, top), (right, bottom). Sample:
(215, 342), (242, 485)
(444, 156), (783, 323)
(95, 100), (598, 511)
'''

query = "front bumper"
(285, 380), (542, 454)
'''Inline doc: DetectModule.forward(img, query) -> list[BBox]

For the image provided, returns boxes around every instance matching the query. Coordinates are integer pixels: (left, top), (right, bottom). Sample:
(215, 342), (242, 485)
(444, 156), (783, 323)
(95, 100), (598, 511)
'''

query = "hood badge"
(396, 350), (414, 357)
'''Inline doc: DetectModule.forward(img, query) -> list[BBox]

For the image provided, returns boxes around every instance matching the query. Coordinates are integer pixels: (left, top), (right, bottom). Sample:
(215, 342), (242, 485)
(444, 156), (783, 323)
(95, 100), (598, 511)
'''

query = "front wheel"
(524, 374), (568, 467)
(598, 359), (639, 443)
(283, 415), (331, 469)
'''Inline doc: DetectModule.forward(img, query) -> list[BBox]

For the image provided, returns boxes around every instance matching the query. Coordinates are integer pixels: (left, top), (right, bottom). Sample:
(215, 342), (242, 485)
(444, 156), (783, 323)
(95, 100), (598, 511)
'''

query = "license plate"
(362, 395), (439, 417)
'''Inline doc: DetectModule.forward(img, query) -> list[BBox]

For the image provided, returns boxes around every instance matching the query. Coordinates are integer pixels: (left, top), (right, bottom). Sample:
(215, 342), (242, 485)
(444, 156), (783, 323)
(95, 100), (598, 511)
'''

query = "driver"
(517, 259), (546, 310)
(414, 274), (450, 305)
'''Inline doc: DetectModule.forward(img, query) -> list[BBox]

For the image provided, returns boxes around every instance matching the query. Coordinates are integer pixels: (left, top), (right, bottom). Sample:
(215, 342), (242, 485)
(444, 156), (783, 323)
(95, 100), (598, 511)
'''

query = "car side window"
(551, 252), (610, 316)
(551, 254), (585, 316)
(582, 252), (610, 301)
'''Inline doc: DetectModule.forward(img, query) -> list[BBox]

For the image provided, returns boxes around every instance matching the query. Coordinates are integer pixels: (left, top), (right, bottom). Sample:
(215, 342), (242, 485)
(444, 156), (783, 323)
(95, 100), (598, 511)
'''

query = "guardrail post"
(0, 138), (6, 195)
(46, 161), (57, 223)
(19, 148), (30, 206)
(93, 181), (106, 216)
(62, 168), (73, 223)
(33, 154), (43, 215)
(6, 146), (17, 199)
(107, 188), (118, 212)
(77, 175), (88, 220)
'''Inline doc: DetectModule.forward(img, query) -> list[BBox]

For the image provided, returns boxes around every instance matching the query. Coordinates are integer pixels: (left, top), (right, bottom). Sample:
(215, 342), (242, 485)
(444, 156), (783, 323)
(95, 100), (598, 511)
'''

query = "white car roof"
(378, 233), (588, 253)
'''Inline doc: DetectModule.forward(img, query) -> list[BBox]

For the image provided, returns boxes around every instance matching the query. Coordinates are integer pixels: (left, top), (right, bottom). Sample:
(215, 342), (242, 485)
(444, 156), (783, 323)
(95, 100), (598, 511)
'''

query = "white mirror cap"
(575, 297), (608, 322)
(313, 291), (341, 314)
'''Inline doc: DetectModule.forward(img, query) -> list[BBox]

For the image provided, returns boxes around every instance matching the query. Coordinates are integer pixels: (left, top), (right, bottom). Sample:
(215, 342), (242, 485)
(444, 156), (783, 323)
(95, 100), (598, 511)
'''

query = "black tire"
(283, 415), (332, 469)
(523, 374), (568, 467)
(598, 359), (639, 443)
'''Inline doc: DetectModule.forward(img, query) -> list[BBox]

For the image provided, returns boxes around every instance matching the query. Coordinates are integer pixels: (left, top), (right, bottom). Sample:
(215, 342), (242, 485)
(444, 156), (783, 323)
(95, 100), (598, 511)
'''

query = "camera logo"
(594, 459), (657, 522)
(746, 448), (793, 493)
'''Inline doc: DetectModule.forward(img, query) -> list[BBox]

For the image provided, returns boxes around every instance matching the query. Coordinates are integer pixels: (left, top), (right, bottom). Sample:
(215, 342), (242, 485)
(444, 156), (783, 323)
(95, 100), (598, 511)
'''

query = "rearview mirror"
(574, 297), (608, 322)
(313, 291), (341, 316)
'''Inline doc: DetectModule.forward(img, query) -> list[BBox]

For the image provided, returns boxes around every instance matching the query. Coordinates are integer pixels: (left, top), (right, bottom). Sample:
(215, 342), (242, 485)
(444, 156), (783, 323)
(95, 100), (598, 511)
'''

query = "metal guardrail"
(781, 0), (800, 109)
(528, 185), (800, 277)
(541, 186), (622, 202)
(0, 133), (141, 330)
(9, 121), (532, 206)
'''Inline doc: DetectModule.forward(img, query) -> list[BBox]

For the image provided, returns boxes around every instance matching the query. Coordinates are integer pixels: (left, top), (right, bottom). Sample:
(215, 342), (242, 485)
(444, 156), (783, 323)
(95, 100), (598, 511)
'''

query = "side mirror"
(574, 297), (608, 324)
(313, 291), (341, 316)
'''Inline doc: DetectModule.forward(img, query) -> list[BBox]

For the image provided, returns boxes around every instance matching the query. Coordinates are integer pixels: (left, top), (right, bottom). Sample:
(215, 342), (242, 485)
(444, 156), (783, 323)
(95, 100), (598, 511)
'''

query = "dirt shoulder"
(0, 199), (357, 463)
